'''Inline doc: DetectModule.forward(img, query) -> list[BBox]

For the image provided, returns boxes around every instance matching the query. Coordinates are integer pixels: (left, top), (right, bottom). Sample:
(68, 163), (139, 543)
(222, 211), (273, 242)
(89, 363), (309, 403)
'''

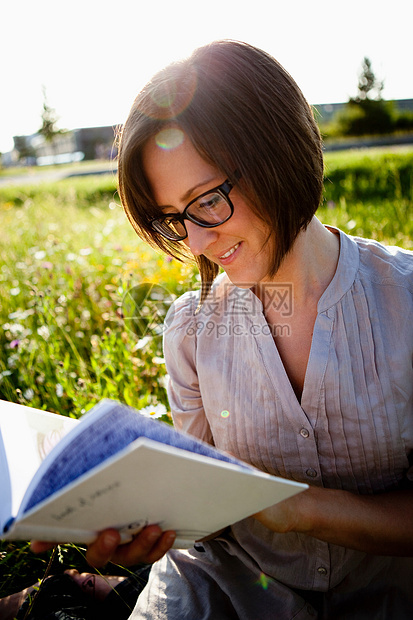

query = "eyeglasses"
(150, 177), (237, 241)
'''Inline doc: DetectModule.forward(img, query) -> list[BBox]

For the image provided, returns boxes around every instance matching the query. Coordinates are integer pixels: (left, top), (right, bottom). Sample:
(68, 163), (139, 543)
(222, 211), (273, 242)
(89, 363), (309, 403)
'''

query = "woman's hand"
(31, 524), (176, 568)
(253, 486), (413, 557)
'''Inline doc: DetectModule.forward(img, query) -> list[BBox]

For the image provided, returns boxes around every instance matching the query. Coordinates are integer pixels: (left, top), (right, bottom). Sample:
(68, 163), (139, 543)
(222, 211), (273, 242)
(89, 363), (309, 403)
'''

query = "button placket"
(297, 424), (321, 481)
(306, 468), (318, 478)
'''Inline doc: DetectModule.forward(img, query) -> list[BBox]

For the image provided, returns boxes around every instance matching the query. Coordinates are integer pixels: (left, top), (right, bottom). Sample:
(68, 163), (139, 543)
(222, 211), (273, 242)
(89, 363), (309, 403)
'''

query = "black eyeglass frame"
(150, 177), (236, 241)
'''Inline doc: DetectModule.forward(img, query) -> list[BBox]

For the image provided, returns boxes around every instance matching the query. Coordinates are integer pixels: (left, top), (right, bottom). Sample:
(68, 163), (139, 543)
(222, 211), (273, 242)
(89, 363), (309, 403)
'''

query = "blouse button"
(317, 566), (328, 575)
(306, 468), (318, 478)
(300, 428), (310, 438)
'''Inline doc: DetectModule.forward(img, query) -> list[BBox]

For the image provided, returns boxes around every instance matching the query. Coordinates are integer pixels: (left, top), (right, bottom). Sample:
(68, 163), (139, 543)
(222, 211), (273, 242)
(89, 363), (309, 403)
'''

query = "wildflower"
(10, 339), (20, 349)
(37, 325), (50, 340)
(41, 261), (54, 270)
(152, 356), (165, 365)
(23, 388), (34, 401)
(158, 374), (170, 391)
(34, 251), (46, 260)
(139, 403), (168, 419)
(134, 336), (150, 350)
(8, 309), (35, 321)
(10, 287), (20, 296)
(56, 383), (64, 397)
(7, 354), (19, 368)
(3, 322), (24, 335)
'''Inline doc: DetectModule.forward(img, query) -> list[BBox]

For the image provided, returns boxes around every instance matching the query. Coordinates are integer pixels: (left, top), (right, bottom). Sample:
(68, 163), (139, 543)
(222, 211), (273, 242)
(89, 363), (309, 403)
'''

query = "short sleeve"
(163, 291), (214, 445)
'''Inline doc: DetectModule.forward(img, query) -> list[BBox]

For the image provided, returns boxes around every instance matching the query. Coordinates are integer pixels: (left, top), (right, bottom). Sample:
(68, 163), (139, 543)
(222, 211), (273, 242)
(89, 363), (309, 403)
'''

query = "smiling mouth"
(219, 243), (240, 260)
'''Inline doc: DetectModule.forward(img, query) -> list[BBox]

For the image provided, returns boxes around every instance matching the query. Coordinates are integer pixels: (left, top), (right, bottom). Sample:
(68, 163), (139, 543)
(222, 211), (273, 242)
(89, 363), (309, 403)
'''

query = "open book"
(0, 399), (307, 548)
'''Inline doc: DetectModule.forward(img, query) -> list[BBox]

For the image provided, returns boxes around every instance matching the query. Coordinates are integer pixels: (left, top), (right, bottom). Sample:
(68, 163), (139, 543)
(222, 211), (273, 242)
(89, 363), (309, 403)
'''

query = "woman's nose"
(184, 221), (218, 256)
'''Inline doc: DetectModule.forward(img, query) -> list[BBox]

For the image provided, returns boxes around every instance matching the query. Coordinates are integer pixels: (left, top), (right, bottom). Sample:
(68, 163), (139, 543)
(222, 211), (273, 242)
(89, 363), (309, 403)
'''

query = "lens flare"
(139, 67), (198, 120)
(220, 410), (230, 418)
(255, 572), (273, 590)
(155, 127), (185, 151)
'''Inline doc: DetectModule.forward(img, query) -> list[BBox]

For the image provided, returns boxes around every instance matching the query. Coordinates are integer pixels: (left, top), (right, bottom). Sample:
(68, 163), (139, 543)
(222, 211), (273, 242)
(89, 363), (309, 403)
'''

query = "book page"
(0, 400), (78, 531)
(20, 400), (253, 516)
(9, 438), (307, 545)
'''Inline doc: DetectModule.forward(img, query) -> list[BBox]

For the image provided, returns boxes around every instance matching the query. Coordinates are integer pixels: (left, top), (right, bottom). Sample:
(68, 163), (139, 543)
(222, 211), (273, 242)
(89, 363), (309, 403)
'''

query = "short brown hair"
(117, 40), (324, 300)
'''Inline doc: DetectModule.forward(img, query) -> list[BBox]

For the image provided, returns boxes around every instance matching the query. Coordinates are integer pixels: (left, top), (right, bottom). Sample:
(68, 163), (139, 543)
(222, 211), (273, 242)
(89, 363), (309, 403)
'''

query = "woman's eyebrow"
(180, 176), (219, 204)
(157, 175), (221, 213)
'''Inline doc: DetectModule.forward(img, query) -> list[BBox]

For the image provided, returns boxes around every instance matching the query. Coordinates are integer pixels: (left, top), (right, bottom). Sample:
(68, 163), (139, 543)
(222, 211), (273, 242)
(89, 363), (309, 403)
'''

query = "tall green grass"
(0, 150), (412, 598)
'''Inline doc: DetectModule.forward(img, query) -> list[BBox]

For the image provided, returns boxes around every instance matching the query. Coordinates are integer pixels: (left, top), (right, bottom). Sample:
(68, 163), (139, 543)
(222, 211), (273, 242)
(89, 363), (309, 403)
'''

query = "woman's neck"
(254, 217), (340, 309)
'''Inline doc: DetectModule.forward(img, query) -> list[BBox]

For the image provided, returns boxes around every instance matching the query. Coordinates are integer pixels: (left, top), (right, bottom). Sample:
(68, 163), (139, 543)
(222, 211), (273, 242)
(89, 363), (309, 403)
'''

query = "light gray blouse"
(163, 228), (413, 592)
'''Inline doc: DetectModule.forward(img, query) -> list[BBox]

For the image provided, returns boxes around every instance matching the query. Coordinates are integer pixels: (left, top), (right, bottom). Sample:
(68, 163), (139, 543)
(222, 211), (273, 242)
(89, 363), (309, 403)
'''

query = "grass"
(0, 150), (412, 599)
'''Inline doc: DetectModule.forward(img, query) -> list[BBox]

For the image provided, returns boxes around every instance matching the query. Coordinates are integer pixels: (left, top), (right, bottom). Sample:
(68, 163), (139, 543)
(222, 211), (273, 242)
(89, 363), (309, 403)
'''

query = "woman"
(35, 40), (413, 618)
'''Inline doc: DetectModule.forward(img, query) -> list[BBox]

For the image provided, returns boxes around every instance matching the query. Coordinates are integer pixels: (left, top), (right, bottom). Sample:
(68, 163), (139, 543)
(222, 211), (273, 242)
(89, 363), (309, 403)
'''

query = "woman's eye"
(198, 194), (222, 210)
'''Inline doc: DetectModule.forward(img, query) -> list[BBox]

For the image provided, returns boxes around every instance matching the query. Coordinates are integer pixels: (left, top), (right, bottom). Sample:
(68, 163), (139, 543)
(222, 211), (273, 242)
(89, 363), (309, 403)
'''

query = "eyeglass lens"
(154, 190), (232, 240)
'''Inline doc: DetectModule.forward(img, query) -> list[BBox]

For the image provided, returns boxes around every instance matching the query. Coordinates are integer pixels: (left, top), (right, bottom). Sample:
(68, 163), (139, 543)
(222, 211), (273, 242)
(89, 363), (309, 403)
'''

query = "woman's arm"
(253, 486), (413, 556)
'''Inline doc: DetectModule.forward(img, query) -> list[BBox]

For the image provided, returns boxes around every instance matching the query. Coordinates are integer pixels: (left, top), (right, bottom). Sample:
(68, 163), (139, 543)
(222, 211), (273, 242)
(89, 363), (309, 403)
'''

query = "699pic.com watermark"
(192, 281), (293, 338)
(121, 281), (293, 341)
(185, 320), (291, 339)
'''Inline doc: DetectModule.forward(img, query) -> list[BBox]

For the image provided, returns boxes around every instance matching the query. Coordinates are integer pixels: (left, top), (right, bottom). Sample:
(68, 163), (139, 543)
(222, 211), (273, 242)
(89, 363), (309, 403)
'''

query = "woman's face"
(142, 130), (275, 289)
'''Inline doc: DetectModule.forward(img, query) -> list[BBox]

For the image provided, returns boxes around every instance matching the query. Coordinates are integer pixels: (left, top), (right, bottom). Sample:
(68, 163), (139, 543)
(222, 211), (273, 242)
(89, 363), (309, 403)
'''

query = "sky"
(1, 0), (412, 153)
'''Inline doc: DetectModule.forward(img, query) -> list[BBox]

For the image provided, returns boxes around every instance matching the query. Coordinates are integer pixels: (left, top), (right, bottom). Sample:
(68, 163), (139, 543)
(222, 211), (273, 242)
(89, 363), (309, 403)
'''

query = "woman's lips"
(218, 242), (240, 264)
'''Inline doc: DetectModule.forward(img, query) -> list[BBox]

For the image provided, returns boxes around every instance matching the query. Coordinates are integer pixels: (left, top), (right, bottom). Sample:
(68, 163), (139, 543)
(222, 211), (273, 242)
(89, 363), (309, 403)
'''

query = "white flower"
(138, 404), (167, 419)
(0, 370), (13, 382)
(158, 374), (170, 390)
(134, 336), (150, 350)
(55, 383), (64, 397)
(8, 309), (35, 321)
(23, 388), (34, 400)
(37, 325), (50, 340)
(3, 322), (25, 335)
(152, 356), (165, 365)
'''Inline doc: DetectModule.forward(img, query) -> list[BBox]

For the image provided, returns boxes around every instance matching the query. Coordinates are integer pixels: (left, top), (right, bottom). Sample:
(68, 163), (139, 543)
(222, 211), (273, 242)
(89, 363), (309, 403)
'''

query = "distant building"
(73, 125), (119, 161)
(8, 125), (119, 166)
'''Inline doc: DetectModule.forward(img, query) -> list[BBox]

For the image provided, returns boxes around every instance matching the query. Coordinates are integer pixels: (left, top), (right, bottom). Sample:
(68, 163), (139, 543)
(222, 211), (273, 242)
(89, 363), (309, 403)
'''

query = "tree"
(355, 57), (384, 102)
(38, 86), (65, 145)
(337, 57), (393, 136)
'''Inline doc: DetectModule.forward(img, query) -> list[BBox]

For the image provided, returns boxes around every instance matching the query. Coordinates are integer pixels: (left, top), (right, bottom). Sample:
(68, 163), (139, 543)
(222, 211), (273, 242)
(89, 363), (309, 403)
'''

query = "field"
(0, 149), (412, 599)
